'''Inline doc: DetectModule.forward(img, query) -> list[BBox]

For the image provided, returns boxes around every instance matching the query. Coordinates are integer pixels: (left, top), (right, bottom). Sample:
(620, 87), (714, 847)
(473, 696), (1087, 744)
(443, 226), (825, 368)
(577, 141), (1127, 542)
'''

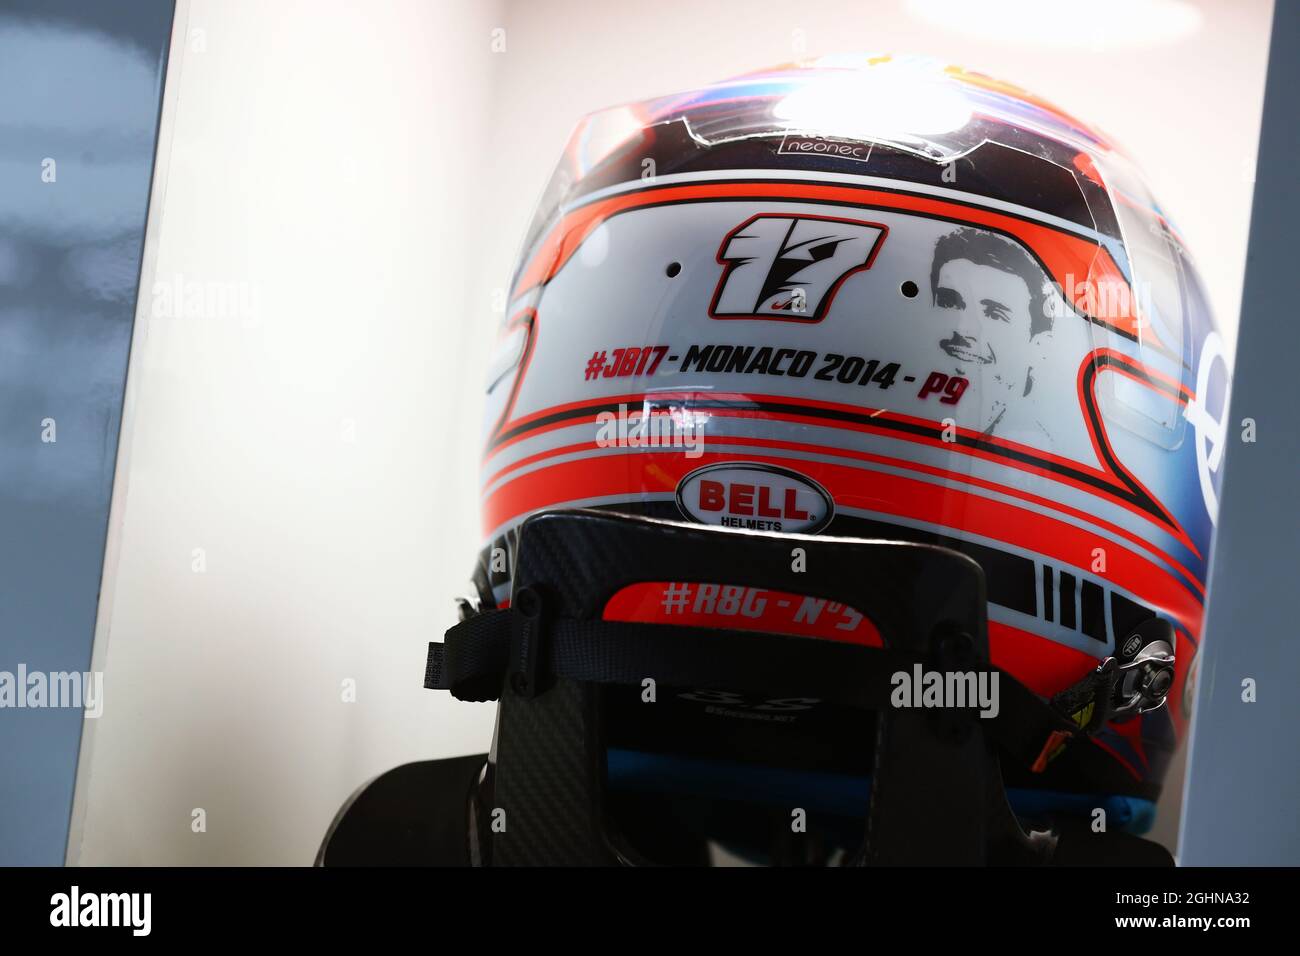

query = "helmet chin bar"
(427, 510), (1174, 867)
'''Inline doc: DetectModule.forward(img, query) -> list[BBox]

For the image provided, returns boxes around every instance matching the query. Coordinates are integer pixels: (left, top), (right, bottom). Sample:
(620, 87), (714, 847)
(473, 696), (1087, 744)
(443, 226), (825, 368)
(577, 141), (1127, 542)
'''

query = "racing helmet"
(446, 54), (1228, 865)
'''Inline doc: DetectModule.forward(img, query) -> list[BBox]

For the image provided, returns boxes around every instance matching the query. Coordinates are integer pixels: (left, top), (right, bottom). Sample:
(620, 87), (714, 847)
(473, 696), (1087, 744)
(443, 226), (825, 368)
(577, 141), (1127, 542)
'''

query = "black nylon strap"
(1050, 657), (1122, 733)
(425, 610), (512, 703)
(428, 608), (923, 709)
(425, 607), (1091, 769)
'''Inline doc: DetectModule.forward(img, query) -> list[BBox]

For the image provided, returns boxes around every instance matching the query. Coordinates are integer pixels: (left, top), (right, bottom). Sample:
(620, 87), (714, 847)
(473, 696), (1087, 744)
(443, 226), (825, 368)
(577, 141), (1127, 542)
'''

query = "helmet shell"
(477, 55), (1230, 804)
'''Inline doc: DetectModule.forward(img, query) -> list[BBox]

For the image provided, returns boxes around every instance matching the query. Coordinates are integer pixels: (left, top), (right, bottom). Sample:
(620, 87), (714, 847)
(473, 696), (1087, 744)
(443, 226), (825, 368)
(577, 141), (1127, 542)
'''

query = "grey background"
(0, 0), (173, 865)
(1179, 0), (1300, 865)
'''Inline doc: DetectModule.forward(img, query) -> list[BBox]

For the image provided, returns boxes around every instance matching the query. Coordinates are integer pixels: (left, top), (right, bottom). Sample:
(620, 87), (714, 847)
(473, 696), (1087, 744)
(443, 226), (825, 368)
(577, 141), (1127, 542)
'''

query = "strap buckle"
(1108, 637), (1176, 721)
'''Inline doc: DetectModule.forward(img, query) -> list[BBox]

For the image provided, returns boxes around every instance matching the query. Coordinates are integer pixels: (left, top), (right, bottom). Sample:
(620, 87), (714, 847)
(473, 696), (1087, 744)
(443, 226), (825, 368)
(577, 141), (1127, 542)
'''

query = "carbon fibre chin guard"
(322, 509), (1174, 866)
(444, 508), (1134, 866)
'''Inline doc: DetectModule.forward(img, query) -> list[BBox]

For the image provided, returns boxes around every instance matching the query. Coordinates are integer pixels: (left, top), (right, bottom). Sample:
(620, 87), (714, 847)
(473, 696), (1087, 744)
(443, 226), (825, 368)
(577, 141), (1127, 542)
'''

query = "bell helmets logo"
(675, 462), (834, 534)
(709, 213), (887, 322)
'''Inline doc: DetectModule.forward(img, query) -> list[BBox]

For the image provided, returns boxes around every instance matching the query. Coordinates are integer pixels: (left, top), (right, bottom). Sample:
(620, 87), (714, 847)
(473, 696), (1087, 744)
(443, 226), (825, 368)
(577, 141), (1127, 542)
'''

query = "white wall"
(71, 0), (1271, 864)
(70, 0), (506, 865)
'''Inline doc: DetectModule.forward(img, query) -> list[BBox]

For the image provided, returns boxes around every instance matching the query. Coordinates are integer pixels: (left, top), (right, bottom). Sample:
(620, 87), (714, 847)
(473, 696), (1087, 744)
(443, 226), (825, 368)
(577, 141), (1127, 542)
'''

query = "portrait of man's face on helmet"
(930, 227), (1055, 437)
